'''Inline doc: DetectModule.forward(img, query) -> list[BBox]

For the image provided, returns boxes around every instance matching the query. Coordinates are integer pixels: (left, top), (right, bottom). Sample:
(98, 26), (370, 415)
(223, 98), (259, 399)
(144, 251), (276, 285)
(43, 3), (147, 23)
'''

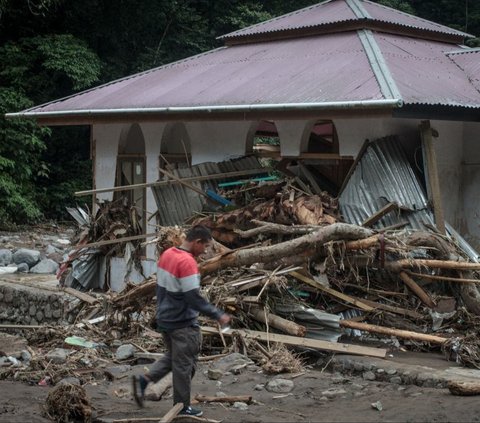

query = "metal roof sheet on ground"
(221, 0), (471, 41)
(339, 136), (434, 231)
(152, 156), (268, 226)
(447, 49), (480, 94)
(19, 32), (384, 115)
(375, 33), (480, 108)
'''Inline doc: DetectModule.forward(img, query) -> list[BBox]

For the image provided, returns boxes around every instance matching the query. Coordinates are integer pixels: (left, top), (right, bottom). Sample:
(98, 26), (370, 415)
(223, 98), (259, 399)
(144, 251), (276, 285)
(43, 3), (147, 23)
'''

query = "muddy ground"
(2, 355), (480, 423)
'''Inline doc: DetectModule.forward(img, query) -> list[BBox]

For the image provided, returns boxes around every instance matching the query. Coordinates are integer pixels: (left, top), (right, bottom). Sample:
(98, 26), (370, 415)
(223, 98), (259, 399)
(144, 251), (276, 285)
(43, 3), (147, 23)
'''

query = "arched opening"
(159, 122), (192, 170)
(115, 123), (146, 230)
(251, 120), (281, 158)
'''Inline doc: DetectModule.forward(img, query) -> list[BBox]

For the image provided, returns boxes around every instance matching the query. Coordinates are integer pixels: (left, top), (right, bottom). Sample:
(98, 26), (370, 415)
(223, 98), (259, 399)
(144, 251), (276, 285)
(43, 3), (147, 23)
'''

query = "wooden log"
(247, 306), (307, 337)
(361, 202), (398, 227)
(199, 223), (374, 275)
(358, 298), (424, 320)
(399, 271), (436, 308)
(71, 232), (157, 251)
(201, 326), (387, 358)
(63, 287), (98, 304)
(339, 320), (447, 344)
(112, 279), (157, 306)
(145, 373), (172, 401)
(195, 394), (253, 404)
(386, 259), (480, 272)
(159, 403), (183, 423)
(448, 381), (480, 396)
(407, 271), (480, 284)
(235, 220), (319, 238)
(290, 271), (374, 312)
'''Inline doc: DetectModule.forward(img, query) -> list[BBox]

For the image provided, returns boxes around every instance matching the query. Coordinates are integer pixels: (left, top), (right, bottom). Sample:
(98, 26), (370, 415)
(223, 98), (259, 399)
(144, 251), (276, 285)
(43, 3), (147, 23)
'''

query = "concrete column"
(274, 120), (313, 156)
(92, 124), (126, 203)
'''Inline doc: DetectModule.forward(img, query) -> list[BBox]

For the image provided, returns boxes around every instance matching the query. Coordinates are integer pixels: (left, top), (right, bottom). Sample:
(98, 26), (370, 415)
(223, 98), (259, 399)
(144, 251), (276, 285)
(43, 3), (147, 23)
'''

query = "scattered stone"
(21, 350), (32, 362)
(12, 248), (40, 267)
(105, 365), (132, 379)
(115, 344), (136, 360)
(409, 392), (423, 397)
(363, 371), (376, 381)
(376, 368), (385, 374)
(254, 384), (264, 391)
(0, 249), (12, 266)
(386, 369), (397, 375)
(321, 388), (347, 398)
(351, 383), (365, 391)
(57, 377), (81, 386)
(207, 368), (224, 381)
(371, 401), (383, 411)
(265, 378), (294, 393)
(46, 348), (68, 364)
(16, 263), (29, 273)
(233, 402), (249, 411)
(30, 258), (59, 274)
(390, 376), (402, 384)
(215, 391), (227, 397)
(211, 353), (253, 375)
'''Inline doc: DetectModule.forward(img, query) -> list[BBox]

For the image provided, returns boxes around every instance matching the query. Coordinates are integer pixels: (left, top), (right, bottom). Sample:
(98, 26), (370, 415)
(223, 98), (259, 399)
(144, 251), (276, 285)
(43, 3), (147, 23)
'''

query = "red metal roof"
(375, 34), (480, 107)
(221, 0), (471, 42)
(447, 49), (480, 94)
(7, 0), (479, 121)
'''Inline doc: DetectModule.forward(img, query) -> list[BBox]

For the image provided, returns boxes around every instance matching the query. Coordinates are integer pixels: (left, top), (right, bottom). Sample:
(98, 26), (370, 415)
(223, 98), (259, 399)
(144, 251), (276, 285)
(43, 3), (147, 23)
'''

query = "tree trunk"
(247, 306), (306, 337)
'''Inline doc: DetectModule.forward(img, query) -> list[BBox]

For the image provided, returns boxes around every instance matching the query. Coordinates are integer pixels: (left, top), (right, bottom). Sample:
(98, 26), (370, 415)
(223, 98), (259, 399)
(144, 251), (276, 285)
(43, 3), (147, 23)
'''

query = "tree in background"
(0, 0), (478, 226)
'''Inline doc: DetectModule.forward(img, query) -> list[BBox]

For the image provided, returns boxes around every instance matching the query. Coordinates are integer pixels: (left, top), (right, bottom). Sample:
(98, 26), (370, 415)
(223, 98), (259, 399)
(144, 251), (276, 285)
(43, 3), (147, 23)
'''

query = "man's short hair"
(185, 225), (212, 242)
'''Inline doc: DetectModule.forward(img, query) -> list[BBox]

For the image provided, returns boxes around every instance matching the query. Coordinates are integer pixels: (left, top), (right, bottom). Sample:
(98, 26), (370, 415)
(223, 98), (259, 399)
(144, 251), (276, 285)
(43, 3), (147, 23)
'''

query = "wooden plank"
(290, 271), (374, 312)
(63, 287), (98, 304)
(298, 162), (323, 195)
(358, 298), (424, 320)
(361, 202), (398, 227)
(75, 168), (270, 196)
(420, 120), (446, 235)
(159, 403), (183, 423)
(71, 232), (157, 251)
(408, 271), (480, 284)
(201, 326), (387, 358)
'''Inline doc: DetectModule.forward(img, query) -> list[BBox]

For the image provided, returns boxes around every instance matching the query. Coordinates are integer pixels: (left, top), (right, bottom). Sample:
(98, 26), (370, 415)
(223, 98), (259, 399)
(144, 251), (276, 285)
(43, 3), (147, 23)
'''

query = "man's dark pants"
(148, 325), (202, 407)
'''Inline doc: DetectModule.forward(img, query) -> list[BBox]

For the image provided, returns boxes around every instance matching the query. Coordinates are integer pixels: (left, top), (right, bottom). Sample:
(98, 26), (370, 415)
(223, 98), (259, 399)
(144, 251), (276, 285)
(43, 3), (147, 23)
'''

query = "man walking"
(132, 225), (230, 417)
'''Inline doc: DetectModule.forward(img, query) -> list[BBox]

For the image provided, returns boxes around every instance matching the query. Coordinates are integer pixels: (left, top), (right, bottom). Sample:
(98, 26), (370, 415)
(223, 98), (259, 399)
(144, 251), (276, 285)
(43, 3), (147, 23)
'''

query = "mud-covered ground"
(2, 357), (480, 423)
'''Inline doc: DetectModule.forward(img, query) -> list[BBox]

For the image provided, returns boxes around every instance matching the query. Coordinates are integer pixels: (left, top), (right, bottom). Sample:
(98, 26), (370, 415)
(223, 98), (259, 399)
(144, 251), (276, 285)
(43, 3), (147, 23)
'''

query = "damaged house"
(7, 0), (480, 293)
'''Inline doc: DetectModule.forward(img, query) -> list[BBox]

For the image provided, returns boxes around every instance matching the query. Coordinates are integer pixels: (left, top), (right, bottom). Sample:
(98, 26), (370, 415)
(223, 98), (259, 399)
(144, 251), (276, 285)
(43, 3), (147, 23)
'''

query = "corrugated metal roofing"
(339, 136), (480, 261)
(447, 49), (480, 94)
(152, 156), (268, 226)
(375, 33), (480, 107)
(339, 136), (434, 230)
(221, 0), (471, 41)
(19, 32), (384, 114)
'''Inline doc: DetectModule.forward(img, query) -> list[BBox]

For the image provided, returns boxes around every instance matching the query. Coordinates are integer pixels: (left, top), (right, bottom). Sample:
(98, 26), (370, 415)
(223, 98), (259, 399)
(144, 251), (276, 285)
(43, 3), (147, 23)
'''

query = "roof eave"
(6, 99), (402, 126)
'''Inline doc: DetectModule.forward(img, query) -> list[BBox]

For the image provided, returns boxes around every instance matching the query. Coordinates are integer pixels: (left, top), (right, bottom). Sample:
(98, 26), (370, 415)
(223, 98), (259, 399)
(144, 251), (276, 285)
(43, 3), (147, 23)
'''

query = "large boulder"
(12, 248), (41, 267)
(0, 249), (12, 266)
(30, 259), (59, 274)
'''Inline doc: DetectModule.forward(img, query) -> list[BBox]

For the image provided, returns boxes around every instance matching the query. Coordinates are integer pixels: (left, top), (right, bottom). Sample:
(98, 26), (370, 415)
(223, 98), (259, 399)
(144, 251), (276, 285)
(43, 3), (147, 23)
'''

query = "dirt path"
(2, 360), (480, 423)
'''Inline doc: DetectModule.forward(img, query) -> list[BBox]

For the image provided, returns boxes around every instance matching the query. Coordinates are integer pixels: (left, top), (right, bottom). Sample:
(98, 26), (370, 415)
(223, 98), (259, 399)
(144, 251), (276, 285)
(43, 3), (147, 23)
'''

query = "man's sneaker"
(131, 375), (148, 407)
(179, 406), (203, 417)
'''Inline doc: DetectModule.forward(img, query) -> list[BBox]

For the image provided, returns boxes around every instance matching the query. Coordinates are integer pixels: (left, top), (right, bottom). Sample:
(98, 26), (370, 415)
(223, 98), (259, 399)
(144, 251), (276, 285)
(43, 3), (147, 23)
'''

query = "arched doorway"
(160, 122), (191, 170)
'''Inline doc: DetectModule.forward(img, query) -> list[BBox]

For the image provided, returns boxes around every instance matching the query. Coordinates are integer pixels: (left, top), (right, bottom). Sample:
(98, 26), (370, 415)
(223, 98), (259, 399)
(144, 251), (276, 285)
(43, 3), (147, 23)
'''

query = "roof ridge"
(345, 0), (371, 19)
(357, 29), (402, 100)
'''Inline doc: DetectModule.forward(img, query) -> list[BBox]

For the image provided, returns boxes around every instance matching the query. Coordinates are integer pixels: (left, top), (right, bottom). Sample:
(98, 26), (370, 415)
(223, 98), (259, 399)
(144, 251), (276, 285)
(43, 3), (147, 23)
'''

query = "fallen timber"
(201, 326), (387, 358)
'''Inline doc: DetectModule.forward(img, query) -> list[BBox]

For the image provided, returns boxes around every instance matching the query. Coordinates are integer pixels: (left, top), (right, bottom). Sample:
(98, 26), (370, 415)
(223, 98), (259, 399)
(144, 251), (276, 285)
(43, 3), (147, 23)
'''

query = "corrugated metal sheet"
(447, 49), (480, 94)
(339, 136), (435, 230)
(221, 0), (470, 40)
(152, 156), (268, 226)
(22, 32), (384, 114)
(375, 33), (480, 108)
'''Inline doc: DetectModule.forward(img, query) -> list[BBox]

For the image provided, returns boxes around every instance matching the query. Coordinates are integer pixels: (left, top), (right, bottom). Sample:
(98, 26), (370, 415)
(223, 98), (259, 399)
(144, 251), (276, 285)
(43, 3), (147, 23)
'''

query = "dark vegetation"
(0, 0), (478, 227)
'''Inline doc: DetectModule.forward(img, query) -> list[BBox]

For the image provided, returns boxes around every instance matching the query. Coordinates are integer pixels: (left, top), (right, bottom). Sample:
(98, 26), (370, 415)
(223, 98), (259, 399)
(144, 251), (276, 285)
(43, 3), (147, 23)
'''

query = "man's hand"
(218, 313), (231, 326)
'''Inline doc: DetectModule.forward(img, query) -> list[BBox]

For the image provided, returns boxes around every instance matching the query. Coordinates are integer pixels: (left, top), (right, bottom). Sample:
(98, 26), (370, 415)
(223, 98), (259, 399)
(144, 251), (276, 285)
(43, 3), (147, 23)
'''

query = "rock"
(211, 353), (254, 375)
(254, 384), (264, 391)
(57, 377), (81, 386)
(265, 378), (294, 393)
(105, 365), (132, 379)
(55, 238), (71, 246)
(12, 248), (41, 267)
(0, 266), (17, 275)
(30, 259), (59, 274)
(215, 391), (227, 397)
(0, 249), (12, 266)
(371, 401), (383, 411)
(363, 371), (376, 381)
(17, 263), (29, 273)
(233, 402), (249, 411)
(386, 368), (397, 375)
(321, 388), (347, 398)
(115, 344), (136, 360)
(207, 368), (224, 380)
(389, 376), (402, 384)
(21, 350), (32, 362)
(46, 348), (68, 364)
